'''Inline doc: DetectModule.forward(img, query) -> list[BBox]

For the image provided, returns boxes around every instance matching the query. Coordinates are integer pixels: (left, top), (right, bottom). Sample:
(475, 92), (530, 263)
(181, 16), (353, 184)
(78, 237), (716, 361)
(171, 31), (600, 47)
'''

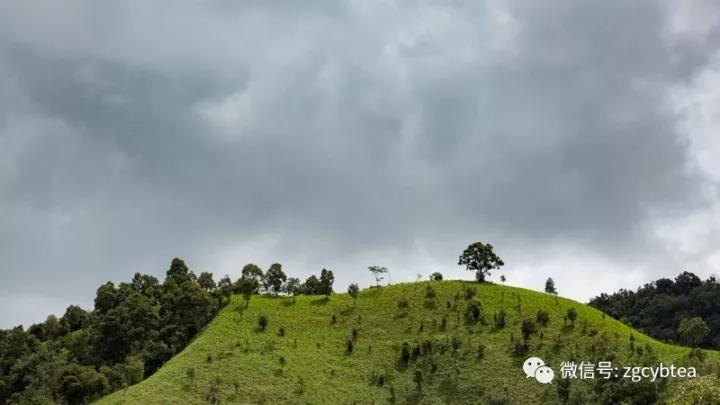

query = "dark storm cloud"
(1, 0), (719, 327)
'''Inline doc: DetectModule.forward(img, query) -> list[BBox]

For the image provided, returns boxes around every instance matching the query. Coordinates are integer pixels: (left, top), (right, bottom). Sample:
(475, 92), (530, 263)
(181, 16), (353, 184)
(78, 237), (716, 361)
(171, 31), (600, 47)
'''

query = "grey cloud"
(1, 0), (719, 327)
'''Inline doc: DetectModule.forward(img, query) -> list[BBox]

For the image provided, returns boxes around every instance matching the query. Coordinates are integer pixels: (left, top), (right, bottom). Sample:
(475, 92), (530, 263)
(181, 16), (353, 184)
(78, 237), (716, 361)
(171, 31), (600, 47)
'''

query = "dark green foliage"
(303, 275), (322, 295)
(348, 283), (360, 306)
(236, 276), (259, 307)
(536, 309), (550, 326)
(589, 271), (720, 348)
(198, 272), (217, 292)
(566, 307), (578, 325)
(258, 314), (269, 331)
(266, 263), (287, 295)
(458, 241), (504, 282)
(545, 277), (556, 294)
(430, 272), (443, 281)
(346, 338), (354, 354)
(397, 299), (409, 309)
(399, 343), (411, 366)
(278, 326), (286, 337)
(0, 258), (222, 403)
(521, 319), (537, 342)
(477, 343), (486, 359)
(465, 300), (483, 324)
(494, 309), (507, 329)
(283, 277), (302, 297)
(464, 287), (477, 300)
(370, 371), (385, 386)
(319, 268), (335, 297)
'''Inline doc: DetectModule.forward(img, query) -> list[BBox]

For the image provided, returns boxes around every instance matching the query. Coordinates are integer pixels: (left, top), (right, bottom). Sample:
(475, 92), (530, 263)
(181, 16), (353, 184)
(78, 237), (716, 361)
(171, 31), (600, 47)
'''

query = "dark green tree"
(236, 277), (259, 307)
(266, 263), (287, 295)
(458, 242), (504, 282)
(566, 308), (578, 325)
(198, 272), (216, 292)
(348, 283), (360, 307)
(303, 275), (321, 295)
(319, 268), (335, 297)
(545, 278), (557, 295)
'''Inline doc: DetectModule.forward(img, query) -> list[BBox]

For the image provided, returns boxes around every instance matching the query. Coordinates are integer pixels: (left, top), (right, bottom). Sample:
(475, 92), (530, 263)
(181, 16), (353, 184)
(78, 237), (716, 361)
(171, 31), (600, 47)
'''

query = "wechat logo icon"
(523, 357), (554, 384)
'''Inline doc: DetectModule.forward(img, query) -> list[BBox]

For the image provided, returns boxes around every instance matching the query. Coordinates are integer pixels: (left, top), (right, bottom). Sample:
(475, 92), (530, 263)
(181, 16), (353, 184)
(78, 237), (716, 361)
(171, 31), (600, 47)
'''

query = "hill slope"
(97, 281), (719, 404)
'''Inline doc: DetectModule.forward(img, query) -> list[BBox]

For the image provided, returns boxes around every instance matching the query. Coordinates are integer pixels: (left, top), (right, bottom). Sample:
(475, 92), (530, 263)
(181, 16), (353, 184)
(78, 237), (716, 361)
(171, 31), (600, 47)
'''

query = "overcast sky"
(1, 1), (720, 328)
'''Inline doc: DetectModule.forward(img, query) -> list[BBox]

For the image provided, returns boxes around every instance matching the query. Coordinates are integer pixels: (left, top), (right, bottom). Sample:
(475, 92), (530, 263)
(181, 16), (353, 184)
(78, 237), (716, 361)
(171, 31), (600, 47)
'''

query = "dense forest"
(0, 258), (334, 404)
(589, 271), (720, 349)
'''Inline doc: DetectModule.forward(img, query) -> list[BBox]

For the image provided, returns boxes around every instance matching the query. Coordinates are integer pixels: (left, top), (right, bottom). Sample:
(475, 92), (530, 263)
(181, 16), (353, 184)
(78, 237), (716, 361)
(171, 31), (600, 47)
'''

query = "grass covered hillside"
(97, 281), (720, 404)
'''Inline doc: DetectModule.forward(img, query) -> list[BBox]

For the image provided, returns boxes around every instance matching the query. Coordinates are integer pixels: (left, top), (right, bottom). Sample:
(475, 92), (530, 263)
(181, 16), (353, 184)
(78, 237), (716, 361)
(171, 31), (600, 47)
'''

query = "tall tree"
(241, 264), (264, 294)
(303, 275), (321, 295)
(458, 242), (504, 282)
(348, 283), (360, 307)
(368, 266), (388, 288)
(319, 268), (335, 297)
(236, 277), (259, 307)
(266, 263), (287, 295)
(545, 278), (557, 295)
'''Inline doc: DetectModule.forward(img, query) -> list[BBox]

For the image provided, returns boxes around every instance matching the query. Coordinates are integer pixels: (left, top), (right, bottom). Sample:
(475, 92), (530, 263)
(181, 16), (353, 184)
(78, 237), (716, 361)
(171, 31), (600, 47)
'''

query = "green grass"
(97, 281), (720, 404)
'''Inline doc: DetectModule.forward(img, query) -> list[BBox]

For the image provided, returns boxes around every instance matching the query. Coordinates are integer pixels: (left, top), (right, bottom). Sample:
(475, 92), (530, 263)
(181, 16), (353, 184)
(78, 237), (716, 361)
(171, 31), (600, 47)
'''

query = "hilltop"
(97, 281), (719, 404)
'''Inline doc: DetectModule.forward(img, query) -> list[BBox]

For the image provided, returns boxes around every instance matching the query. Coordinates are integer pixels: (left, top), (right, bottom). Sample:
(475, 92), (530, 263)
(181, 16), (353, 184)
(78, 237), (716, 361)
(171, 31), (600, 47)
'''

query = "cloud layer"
(1, 0), (719, 327)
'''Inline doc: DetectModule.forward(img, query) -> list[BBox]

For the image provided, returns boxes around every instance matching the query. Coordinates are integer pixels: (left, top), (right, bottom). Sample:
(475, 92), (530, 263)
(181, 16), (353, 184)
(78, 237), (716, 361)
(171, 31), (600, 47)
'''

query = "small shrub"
(465, 300), (483, 324)
(536, 310), (550, 326)
(258, 314), (269, 331)
(430, 272), (443, 281)
(206, 354), (213, 363)
(279, 356), (286, 367)
(521, 319), (537, 342)
(351, 327), (359, 341)
(185, 367), (196, 386)
(566, 307), (577, 325)
(513, 341), (529, 356)
(477, 343), (486, 359)
(397, 299), (409, 309)
(278, 326), (286, 337)
(371, 371), (386, 386)
(399, 343), (411, 366)
(425, 285), (437, 299)
(331, 314), (337, 324)
(346, 338), (354, 354)
(494, 309), (507, 328)
(464, 287), (477, 300)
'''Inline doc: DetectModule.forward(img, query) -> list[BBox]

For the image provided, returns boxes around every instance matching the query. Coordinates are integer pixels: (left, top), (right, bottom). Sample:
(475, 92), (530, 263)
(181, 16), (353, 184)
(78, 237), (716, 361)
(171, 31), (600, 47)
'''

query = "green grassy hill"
(97, 281), (720, 404)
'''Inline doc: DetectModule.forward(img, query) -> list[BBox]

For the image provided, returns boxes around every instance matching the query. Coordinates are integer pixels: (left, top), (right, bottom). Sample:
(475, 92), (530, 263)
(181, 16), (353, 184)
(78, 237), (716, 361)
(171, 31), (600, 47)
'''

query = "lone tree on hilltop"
(348, 283), (360, 307)
(545, 278), (557, 295)
(368, 266), (389, 288)
(458, 242), (504, 283)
